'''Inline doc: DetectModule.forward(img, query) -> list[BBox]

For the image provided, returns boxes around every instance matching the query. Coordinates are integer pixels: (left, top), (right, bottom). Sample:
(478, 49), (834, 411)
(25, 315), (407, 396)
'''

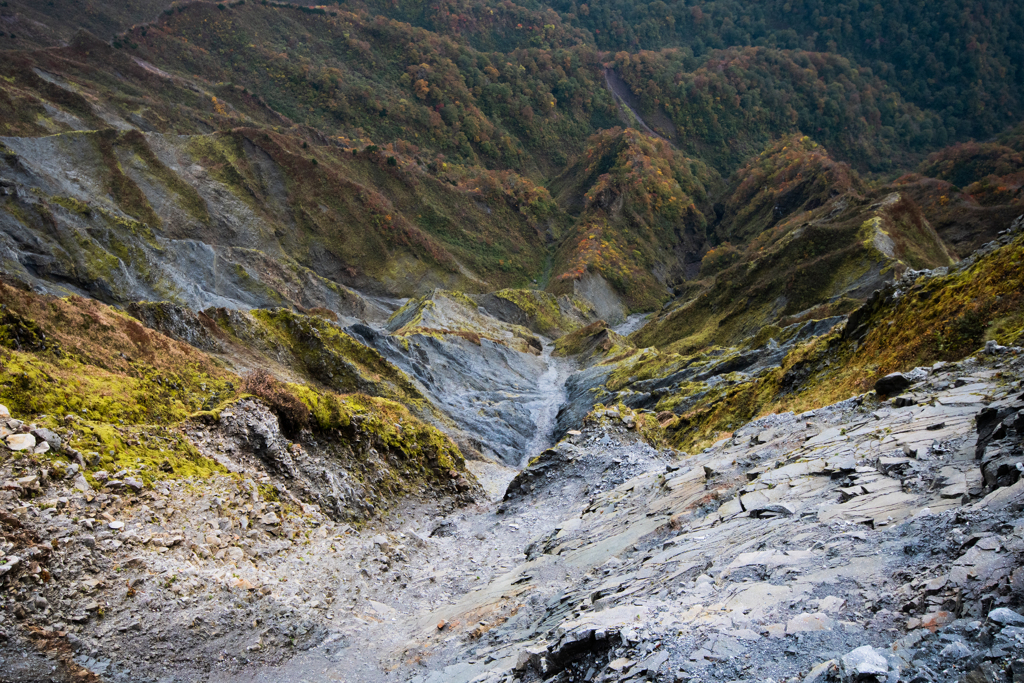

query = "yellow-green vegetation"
(552, 320), (628, 359)
(388, 290), (543, 354)
(660, 231), (1024, 452)
(634, 184), (956, 355)
(491, 289), (595, 338)
(215, 307), (426, 405)
(603, 345), (728, 393)
(50, 195), (93, 218)
(289, 386), (463, 473)
(70, 421), (223, 488)
(0, 285), (235, 484)
(443, 290), (479, 311)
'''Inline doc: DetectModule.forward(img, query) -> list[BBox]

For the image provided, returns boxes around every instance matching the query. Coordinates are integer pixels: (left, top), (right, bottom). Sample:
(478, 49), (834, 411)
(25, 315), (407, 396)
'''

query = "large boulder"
(875, 372), (911, 396)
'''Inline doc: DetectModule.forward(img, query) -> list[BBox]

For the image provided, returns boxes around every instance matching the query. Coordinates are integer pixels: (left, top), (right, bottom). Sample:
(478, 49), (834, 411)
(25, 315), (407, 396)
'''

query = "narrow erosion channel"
(519, 340), (574, 469)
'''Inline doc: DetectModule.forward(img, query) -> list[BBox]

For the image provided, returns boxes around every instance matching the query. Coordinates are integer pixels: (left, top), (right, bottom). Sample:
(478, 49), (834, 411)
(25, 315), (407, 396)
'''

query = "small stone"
(940, 641), (973, 658)
(921, 611), (954, 631)
(233, 578), (256, 590)
(984, 340), (1007, 355)
(93, 470), (109, 483)
(259, 512), (280, 526)
(989, 608), (1024, 626)
(786, 613), (833, 633)
(15, 475), (39, 489)
(437, 620), (447, 630)
(0, 404), (9, 418)
(749, 503), (795, 518)
(0, 556), (20, 576)
(804, 659), (838, 683)
(608, 657), (633, 672)
(124, 478), (144, 493)
(72, 474), (91, 493)
(818, 596), (846, 613)
(108, 521), (124, 530)
(841, 646), (888, 677)
(5, 433), (36, 451)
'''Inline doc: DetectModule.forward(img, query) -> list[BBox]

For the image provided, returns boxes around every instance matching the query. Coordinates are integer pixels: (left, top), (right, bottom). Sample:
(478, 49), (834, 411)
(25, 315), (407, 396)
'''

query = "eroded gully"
(223, 336), (582, 683)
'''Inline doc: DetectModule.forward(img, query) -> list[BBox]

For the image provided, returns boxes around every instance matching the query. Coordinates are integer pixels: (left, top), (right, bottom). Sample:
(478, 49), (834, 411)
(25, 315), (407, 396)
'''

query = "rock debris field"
(2, 348), (1024, 683)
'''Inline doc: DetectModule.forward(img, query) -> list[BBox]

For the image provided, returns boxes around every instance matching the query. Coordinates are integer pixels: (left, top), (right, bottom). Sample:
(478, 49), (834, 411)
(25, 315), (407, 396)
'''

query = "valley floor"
(2, 338), (1024, 683)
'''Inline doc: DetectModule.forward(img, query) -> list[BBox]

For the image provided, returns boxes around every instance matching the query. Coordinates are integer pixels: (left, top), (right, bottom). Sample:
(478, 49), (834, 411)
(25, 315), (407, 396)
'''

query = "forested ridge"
(0, 0), (1021, 310)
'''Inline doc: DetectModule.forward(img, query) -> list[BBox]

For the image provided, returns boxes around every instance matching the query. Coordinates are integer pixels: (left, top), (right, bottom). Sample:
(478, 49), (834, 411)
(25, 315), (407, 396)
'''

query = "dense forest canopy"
(346, 0), (1024, 145)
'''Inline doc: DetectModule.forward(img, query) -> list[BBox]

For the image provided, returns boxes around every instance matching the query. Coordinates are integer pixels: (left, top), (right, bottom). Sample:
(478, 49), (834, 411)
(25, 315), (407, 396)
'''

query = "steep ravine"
(346, 323), (573, 468)
(520, 342), (575, 469)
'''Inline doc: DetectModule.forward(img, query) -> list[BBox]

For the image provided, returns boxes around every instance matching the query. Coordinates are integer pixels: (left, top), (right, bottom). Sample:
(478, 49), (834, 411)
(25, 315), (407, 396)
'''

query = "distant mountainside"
(0, 0), (1020, 325)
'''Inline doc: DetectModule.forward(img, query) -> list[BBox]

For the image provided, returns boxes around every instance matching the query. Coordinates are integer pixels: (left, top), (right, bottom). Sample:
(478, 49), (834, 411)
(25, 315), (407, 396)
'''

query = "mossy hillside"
(552, 320), (629, 359)
(713, 136), (865, 248)
(0, 285), (474, 500)
(660, 229), (1024, 452)
(489, 289), (595, 338)
(240, 308), (426, 405)
(115, 129), (211, 226)
(289, 385), (464, 475)
(0, 286), (235, 484)
(633, 187), (958, 356)
(0, 187), (183, 305)
(0, 57), (109, 136)
(239, 372), (474, 505)
(548, 128), (720, 312)
(387, 290), (543, 354)
(92, 129), (162, 229)
(184, 128), (550, 293)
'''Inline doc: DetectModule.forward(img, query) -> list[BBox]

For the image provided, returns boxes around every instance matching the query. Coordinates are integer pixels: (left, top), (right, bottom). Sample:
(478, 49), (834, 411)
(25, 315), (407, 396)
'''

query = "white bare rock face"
(841, 646), (889, 677)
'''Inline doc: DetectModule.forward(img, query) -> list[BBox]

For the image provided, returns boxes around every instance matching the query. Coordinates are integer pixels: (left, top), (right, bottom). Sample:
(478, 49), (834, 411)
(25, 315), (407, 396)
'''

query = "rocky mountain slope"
(1, 0), (1024, 682)
(2, 268), (1024, 682)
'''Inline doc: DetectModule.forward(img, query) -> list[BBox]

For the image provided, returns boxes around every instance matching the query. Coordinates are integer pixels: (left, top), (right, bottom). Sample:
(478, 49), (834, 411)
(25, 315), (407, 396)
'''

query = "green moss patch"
(660, 231), (1024, 452)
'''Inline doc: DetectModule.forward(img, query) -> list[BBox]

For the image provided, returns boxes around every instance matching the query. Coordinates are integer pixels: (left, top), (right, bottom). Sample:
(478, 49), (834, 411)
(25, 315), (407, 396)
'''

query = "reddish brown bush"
(241, 368), (310, 434)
